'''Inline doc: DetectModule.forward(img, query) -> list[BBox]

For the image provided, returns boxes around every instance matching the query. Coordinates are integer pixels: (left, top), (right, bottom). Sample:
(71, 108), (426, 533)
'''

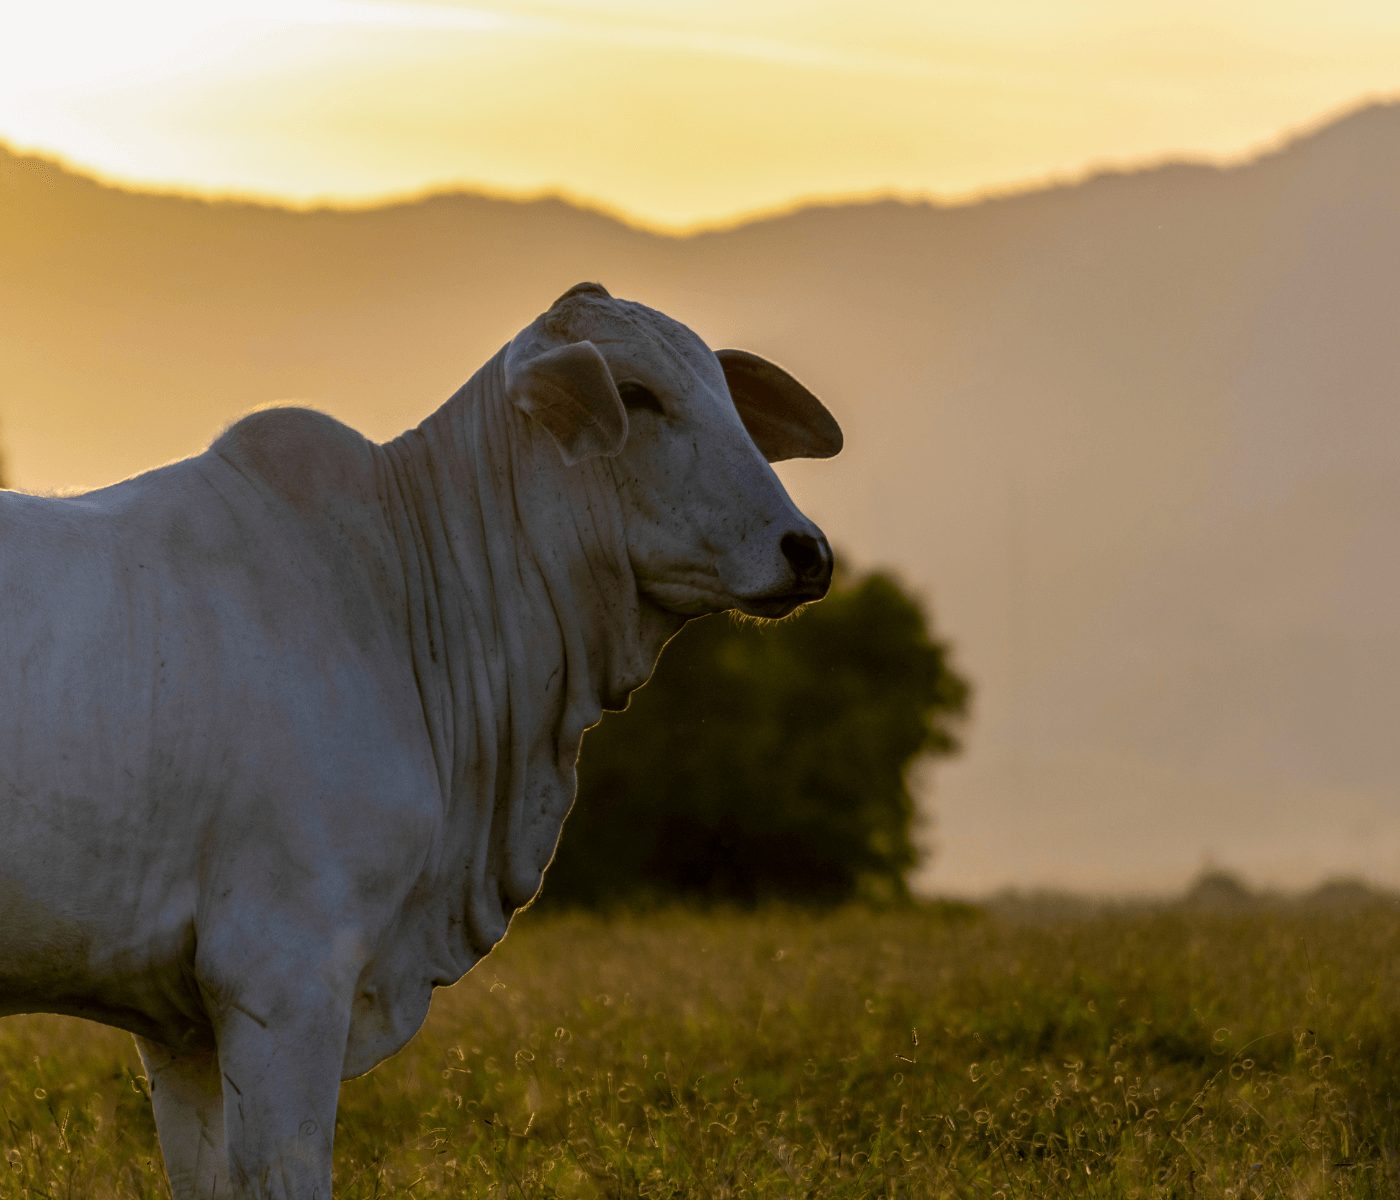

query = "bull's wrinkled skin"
(0, 284), (841, 1198)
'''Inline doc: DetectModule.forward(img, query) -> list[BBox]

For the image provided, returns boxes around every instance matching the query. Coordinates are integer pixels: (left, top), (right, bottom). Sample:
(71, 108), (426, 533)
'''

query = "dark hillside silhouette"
(4, 100), (1399, 892)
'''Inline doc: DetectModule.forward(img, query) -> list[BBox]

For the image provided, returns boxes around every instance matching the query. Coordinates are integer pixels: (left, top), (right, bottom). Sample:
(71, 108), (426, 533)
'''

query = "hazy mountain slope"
(3, 103), (1398, 893)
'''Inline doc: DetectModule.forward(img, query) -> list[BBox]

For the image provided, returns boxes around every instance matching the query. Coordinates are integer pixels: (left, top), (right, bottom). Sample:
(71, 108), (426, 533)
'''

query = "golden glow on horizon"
(5, 0), (1400, 230)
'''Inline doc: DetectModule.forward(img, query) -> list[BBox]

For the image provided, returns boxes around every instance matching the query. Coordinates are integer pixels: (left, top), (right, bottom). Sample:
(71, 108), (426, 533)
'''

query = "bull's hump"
(212, 407), (378, 520)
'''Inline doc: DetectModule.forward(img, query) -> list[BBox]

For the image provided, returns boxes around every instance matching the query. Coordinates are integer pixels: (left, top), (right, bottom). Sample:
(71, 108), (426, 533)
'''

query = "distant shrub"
(1180, 867), (1255, 910)
(1303, 876), (1397, 910)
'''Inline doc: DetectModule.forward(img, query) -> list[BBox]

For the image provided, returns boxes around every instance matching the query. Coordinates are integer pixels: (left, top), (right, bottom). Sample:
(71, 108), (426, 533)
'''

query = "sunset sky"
(5, 0), (1399, 230)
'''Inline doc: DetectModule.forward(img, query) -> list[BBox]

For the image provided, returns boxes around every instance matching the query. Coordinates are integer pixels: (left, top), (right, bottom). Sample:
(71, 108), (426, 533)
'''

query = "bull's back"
(0, 464), (251, 778)
(0, 476), (219, 1030)
(0, 418), (438, 1040)
(0, 434), (416, 1037)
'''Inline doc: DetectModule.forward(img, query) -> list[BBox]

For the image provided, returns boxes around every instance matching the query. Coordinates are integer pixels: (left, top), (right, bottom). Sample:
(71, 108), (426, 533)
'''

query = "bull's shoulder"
(211, 407), (379, 518)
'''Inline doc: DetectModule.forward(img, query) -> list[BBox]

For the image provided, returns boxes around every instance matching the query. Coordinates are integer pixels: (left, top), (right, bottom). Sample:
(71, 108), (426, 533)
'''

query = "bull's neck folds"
(374, 346), (675, 967)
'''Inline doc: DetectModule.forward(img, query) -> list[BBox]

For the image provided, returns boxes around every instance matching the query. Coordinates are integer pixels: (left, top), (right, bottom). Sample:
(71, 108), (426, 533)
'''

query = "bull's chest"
(344, 968), (438, 1078)
(336, 741), (583, 1078)
(340, 900), (490, 1080)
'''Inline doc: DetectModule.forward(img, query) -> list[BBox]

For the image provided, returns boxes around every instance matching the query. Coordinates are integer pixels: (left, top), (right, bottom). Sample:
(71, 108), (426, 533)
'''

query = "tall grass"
(2, 903), (1397, 1197)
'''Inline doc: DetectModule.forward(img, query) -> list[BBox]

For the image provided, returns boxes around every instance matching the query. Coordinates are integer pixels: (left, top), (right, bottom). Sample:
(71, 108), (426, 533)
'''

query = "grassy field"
(1, 903), (1397, 1198)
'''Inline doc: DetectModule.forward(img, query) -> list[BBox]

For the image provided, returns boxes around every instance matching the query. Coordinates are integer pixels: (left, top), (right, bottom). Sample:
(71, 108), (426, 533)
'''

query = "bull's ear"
(507, 341), (627, 465)
(716, 349), (843, 462)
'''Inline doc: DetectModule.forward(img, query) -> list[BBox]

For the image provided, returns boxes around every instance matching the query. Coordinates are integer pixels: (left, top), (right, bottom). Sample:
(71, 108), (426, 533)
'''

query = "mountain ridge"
(6, 95), (1399, 237)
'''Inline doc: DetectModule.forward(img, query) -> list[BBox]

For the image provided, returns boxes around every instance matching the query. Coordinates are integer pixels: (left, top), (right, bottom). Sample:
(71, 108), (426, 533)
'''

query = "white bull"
(0, 283), (841, 1198)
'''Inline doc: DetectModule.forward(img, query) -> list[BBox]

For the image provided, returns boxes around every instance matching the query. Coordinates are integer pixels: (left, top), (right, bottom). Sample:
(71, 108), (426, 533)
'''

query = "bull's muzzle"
(738, 530), (833, 618)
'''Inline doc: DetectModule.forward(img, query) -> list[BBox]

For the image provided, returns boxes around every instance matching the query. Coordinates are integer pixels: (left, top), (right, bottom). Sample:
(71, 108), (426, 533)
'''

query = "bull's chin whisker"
(731, 595), (817, 625)
(730, 603), (810, 628)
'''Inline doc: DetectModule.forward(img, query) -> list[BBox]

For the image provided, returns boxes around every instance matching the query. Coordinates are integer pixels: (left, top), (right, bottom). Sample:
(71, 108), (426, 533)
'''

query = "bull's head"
(504, 282), (842, 621)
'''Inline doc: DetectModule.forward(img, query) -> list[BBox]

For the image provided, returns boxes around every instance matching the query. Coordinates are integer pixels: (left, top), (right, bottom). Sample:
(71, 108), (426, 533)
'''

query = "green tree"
(545, 565), (970, 907)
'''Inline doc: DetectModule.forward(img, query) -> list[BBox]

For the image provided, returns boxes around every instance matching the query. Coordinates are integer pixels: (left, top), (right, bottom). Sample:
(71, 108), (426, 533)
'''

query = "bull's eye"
(617, 381), (665, 415)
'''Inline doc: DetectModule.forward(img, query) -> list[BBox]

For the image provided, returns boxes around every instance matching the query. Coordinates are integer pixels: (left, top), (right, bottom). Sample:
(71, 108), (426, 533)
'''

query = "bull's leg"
(135, 1036), (231, 1200)
(212, 982), (351, 1200)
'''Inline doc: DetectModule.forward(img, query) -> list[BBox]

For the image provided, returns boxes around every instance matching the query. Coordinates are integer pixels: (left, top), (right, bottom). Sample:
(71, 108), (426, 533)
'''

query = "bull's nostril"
(780, 532), (829, 584)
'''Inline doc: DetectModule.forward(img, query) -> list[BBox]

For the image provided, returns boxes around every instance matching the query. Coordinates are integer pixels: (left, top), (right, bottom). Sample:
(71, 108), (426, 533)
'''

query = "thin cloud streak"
(355, 0), (986, 79)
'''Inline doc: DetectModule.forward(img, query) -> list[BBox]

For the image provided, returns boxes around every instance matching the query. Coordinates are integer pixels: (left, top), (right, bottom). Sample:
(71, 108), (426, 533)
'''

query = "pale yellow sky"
(4, 0), (1400, 229)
